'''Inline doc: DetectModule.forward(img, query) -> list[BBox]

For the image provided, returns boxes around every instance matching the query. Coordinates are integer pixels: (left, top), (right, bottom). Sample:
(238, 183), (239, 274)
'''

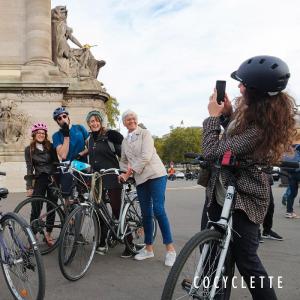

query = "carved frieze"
(0, 97), (30, 145)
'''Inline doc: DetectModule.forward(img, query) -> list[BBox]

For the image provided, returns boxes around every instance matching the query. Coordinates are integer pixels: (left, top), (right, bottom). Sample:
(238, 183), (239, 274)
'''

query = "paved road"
(0, 180), (299, 300)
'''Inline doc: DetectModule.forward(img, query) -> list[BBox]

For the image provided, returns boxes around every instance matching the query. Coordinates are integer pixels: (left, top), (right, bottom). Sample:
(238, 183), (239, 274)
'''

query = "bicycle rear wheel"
(123, 197), (157, 254)
(0, 212), (45, 300)
(14, 197), (64, 255)
(58, 204), (98, 281)
(161, 229), (234, 300)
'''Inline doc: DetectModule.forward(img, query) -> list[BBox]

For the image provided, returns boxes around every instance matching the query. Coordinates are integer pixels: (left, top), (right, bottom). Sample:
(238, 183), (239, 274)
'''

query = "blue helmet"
(53, 107), (69, 120)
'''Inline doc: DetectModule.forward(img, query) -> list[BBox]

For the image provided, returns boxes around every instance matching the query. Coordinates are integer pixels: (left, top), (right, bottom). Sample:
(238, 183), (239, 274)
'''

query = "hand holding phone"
(216, 80), (226, 104)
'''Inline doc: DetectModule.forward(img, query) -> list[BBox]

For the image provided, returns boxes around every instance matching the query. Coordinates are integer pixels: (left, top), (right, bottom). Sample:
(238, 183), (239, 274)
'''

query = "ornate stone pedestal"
(0, 2), (110, 192)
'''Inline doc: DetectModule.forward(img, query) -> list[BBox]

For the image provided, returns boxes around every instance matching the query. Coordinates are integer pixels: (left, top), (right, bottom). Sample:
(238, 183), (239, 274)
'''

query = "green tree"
(157, 127), (203, 163)
(154, 137), (165, 159)
(105, 96), (120, 128)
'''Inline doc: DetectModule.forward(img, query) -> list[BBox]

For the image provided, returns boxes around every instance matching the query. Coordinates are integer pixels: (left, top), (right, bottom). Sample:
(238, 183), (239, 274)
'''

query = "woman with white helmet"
(85, 110), (134, 258)
(24, 122), (59, 247)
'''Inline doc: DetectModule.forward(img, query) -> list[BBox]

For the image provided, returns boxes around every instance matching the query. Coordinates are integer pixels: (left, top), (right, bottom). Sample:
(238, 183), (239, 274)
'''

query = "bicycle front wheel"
(14, 197), (64, 255)
(161, 229), (234, 300)
(123, 197), (157, 254)
(0, 212), (45, 300)
(58, 204), (99, 281)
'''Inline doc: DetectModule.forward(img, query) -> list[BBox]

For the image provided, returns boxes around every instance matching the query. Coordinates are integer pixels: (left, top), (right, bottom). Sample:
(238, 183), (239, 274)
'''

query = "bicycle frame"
(0, 212), (37, 265)
(69, 166), (136, 244)
(191, 184), (236, 299)
(93, 181), (137, 243)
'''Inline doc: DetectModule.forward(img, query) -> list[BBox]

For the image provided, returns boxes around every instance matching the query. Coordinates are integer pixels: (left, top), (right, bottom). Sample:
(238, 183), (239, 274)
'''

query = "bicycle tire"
(14, 197), (65, 255)
(0, 212), (45, 300)
(161, 229), (234, 300)
(58, 204), (99, 281)
(123, 196), (157, 254)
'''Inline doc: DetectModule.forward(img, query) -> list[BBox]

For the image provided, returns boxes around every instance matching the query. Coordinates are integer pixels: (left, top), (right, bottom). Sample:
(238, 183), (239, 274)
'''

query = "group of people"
(25, 54), (297, 299)
(25, 107), (176, 266)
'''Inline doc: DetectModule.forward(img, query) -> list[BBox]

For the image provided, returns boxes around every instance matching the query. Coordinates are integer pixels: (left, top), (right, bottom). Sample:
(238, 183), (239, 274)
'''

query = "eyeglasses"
(57, 114), (68, 121)
(36, 131), (46, 136)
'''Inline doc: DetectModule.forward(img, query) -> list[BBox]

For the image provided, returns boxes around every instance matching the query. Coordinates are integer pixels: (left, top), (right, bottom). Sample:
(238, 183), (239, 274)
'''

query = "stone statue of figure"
(51, 6), (105, 79)
(0, 99), (29, 145)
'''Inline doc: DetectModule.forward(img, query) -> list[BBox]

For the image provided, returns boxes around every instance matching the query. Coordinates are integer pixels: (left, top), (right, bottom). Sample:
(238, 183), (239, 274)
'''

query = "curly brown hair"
(30, 132), (52, 153)
(232, 90), (297, 163)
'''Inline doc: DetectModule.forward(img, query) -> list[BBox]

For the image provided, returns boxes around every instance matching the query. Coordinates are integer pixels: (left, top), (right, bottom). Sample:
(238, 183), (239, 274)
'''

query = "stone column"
(25, 0), (53, 65)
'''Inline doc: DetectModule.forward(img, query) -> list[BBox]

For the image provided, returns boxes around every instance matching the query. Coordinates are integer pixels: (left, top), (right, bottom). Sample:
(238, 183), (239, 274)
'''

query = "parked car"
(272, 166), (280, 181)
(175, 171), (185, 179)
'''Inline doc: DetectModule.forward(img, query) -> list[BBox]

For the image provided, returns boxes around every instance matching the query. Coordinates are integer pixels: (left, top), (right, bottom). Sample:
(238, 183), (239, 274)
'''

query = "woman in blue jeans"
(119, 110), (176, 266)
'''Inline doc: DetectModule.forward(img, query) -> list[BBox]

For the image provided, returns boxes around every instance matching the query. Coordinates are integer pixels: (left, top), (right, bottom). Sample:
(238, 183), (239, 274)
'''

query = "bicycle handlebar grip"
(279, 161), (300, 169)
(0, 171), (6, 176)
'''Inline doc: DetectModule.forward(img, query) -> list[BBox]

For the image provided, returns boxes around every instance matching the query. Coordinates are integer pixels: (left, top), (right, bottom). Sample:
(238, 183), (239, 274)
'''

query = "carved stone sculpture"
(0, 99), (30, 145)
(51, 6), (105, 79)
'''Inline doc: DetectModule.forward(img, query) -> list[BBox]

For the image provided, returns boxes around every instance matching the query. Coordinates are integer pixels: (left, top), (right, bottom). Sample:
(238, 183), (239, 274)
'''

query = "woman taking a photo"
(201, 55), (295, 299)
(119, 110), (176, 267)
(24, 122), (58, 247)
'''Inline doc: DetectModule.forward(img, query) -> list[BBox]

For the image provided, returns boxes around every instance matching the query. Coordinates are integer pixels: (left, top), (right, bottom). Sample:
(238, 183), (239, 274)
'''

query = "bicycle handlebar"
(277, 161), (300, 169)
(184, 152), (300, 171)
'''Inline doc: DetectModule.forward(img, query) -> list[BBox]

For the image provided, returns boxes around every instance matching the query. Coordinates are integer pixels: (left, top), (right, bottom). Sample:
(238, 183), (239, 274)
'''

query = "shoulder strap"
(86, 134), (91, 164)
(107, 140), (116, 155)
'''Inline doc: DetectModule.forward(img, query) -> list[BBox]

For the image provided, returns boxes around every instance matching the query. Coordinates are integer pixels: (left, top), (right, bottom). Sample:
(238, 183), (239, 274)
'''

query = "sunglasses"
(57, 114), (68, 121)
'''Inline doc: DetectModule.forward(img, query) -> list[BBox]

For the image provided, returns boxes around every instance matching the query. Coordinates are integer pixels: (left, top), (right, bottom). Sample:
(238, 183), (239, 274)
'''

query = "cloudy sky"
(52, 0), (300, 136)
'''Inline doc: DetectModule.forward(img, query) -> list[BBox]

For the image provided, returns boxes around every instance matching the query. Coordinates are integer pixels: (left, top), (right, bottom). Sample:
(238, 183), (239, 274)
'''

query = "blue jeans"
(286, 171), (300, 213)
(136, 176), (173, 245)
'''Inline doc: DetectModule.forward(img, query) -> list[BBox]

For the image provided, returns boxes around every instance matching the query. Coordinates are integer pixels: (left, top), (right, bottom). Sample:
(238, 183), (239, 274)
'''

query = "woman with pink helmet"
(24, 121), (59, 247)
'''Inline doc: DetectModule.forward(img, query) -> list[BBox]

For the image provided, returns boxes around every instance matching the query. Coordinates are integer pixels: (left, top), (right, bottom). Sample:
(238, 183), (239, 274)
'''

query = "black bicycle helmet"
(53, 107), (69, 120)
(231, 55), (290, 94)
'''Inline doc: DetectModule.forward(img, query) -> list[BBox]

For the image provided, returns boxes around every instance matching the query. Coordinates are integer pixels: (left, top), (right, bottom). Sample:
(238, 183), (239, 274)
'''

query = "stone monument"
(0, 1), (110, 191)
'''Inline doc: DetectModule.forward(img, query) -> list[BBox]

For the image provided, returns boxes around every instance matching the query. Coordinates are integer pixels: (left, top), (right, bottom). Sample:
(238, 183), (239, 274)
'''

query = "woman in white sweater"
(119, 110), (176, 267)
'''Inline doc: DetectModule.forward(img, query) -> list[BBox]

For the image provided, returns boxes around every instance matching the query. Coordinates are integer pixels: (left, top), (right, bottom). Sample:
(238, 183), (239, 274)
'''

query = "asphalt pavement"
(0, 180), (299, 300)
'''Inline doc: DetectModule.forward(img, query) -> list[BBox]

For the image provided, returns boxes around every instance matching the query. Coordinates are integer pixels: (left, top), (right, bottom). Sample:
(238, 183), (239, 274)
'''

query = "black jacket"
(88, 130), (123, 189)
(24, 144), (58, 189)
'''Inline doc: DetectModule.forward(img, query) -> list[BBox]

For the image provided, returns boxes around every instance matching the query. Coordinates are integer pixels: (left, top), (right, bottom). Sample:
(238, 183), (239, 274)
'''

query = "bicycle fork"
(209, 218), (232, 299)
(191, 185), (235, 299)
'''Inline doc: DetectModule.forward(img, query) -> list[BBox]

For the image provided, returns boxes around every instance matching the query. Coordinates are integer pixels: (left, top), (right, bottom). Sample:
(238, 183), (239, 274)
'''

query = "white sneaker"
(134, 249), (154, 261)
(165, 251), (176, 267)
(95, 245), (108, 255)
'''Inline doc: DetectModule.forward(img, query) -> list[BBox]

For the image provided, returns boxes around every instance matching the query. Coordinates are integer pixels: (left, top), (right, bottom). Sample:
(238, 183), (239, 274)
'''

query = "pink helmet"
(31, 122), (48, 134)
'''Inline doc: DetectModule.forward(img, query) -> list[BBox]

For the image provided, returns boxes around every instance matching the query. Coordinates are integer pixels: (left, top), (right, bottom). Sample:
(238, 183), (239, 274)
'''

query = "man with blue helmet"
(52, 107), (89, 195)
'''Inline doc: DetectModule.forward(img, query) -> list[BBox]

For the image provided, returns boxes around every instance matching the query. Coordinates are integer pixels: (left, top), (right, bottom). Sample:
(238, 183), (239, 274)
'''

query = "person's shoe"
(285, 212), (300, 219)
(134, 249), (154, 261)
(165, 251), (176, 267)
(262, 230), (283, 241)
(44, 233), (55, 247)
(258, 230), (264, 243)
(95, 244), (108, 255)
(121, 248), (133, 258)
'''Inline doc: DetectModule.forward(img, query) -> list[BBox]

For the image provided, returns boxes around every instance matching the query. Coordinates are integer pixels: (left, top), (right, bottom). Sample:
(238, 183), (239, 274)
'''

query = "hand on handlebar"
(118, 167), (133, 183)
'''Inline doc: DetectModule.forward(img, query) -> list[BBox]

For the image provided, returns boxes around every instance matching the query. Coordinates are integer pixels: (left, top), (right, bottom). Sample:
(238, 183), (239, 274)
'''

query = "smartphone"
(216, 80), (226, 104)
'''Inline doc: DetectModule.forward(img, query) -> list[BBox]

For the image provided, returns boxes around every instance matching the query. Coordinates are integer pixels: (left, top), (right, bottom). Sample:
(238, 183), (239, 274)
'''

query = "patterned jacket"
(202, 116), (270, 224)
